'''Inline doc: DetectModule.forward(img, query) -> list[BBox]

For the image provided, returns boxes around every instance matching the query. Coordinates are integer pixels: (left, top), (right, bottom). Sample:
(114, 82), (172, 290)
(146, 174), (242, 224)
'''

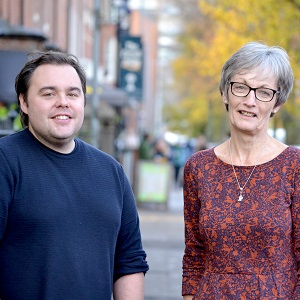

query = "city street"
(138, 187), (185, 300)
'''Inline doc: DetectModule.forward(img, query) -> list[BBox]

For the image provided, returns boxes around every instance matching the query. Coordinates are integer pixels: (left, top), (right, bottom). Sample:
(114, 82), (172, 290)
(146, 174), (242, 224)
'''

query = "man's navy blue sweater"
(0, 129), (148, 299)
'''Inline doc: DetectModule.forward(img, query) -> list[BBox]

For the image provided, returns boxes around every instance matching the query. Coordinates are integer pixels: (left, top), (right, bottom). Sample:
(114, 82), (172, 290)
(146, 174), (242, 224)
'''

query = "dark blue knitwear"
(0, 129), (149, 299)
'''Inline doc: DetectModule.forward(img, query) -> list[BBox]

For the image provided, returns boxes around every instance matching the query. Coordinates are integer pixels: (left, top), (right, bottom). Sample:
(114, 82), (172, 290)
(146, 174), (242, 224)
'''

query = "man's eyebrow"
(39, 86), (56, 92)
(68, 87), (82, 93)
(38, 86), (82, 93)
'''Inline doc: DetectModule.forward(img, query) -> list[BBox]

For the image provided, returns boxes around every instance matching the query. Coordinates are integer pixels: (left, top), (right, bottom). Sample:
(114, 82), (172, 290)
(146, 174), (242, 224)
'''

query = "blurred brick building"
(0, 0), (132, 156)
(0, 1), (177, 185)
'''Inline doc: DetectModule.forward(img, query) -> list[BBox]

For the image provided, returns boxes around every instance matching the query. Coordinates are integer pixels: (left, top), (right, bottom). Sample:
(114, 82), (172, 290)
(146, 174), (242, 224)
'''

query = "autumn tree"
(167, 0), (300, 144)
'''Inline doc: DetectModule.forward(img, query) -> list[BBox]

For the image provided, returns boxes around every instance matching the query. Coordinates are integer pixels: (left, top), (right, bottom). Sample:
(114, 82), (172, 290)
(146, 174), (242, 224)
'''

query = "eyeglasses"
(229, 81), (280, 102)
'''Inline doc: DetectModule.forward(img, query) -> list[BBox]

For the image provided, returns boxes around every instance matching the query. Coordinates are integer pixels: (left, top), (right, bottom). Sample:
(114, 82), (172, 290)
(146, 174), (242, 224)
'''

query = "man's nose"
(56, 94), (69, 107)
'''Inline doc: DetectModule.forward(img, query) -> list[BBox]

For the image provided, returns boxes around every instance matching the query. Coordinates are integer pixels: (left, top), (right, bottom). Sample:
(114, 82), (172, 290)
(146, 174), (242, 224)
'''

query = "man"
(0, 51), (149, 299)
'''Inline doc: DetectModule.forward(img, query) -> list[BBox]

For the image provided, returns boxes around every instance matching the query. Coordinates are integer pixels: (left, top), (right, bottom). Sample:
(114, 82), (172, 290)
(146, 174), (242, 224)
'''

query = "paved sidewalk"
(138, 188), (185, 300)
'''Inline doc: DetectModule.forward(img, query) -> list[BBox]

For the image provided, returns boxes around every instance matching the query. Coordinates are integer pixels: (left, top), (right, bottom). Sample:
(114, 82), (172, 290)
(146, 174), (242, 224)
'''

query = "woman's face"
(222, 69), (281, 137)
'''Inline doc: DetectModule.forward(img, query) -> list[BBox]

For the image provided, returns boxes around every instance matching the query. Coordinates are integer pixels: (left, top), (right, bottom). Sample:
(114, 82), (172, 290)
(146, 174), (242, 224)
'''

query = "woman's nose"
(244, 90), (257, 105)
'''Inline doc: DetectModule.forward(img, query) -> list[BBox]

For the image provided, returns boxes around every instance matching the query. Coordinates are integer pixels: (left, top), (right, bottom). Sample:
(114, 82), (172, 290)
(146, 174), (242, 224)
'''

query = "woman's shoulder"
(259, 145), (300, 171)
(187, 147), (216, 166)
(282, 145), (300, 161)
(287, 145), (300, 154)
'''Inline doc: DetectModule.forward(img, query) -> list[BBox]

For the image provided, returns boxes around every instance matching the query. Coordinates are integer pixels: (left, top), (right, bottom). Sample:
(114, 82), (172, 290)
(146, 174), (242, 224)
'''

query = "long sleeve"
(114, 169), (149, 281)
(182, 155), (206, 296)
(0, 150), (14, 242)
(292, 162), (300, 299)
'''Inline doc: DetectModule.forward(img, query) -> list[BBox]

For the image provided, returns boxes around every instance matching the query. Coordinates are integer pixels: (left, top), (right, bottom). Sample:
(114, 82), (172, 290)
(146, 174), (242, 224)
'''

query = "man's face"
(19, 63), (85, 153)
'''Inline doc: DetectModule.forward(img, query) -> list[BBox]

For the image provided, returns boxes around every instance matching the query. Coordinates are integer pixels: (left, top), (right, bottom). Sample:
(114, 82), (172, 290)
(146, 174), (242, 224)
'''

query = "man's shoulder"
(75, 138), (120, 165)
(0, 129), (28, 150)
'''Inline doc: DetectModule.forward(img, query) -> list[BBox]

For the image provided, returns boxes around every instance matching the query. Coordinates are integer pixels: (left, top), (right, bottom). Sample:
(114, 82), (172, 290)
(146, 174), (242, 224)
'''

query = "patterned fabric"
(182, 146), (300, 299)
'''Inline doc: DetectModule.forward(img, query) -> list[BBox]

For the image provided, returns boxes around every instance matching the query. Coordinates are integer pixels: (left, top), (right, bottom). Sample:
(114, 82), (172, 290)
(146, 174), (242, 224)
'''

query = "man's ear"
(19, 94), (28, 114)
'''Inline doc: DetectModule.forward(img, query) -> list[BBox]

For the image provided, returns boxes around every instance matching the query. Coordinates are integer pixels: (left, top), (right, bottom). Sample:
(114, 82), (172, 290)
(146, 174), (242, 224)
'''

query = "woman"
(182, 42), (300, 299)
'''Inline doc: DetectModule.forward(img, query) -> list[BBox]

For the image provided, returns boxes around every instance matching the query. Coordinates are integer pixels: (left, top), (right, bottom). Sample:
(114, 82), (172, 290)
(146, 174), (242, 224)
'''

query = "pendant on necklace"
(238, 188), (243, 202)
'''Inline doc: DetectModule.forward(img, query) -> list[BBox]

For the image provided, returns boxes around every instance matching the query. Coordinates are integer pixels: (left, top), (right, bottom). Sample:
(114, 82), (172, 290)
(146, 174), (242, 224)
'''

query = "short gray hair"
(219, 42), (294, 114)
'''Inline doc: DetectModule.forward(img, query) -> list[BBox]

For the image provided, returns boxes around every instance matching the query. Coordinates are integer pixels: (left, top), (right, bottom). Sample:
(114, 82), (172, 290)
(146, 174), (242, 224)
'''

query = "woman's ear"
(272, 105), (282, 114)
(222, 92), (228, 104)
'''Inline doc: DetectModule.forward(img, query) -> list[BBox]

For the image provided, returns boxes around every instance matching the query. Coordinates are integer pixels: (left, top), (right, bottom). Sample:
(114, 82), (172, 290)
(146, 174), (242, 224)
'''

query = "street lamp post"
(90, 0), (101, 148)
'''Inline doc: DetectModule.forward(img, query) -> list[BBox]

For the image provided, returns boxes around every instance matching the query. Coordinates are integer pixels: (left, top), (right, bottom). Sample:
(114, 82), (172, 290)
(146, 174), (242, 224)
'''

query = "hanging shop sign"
(118, 36), (143, 101)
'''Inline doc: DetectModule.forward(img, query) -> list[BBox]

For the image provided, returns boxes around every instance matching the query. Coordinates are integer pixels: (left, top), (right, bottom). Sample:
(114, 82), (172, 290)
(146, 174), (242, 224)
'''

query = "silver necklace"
(229, 139), (258, 202)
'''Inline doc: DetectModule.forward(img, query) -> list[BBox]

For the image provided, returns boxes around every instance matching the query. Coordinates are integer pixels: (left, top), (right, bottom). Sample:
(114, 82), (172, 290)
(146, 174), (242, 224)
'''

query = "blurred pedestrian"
(138, 132), (154, 160)
(192, 134), (207, 153)
(182, 42), (300, 299)
(0, 51), (149, 299)
(171, 142), (190, 187)
(153, 137), (171, 162)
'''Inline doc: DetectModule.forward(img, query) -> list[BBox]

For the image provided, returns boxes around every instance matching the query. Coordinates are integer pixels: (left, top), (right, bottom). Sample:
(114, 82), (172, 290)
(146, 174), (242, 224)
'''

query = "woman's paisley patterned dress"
(182, 147), (300, 299)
